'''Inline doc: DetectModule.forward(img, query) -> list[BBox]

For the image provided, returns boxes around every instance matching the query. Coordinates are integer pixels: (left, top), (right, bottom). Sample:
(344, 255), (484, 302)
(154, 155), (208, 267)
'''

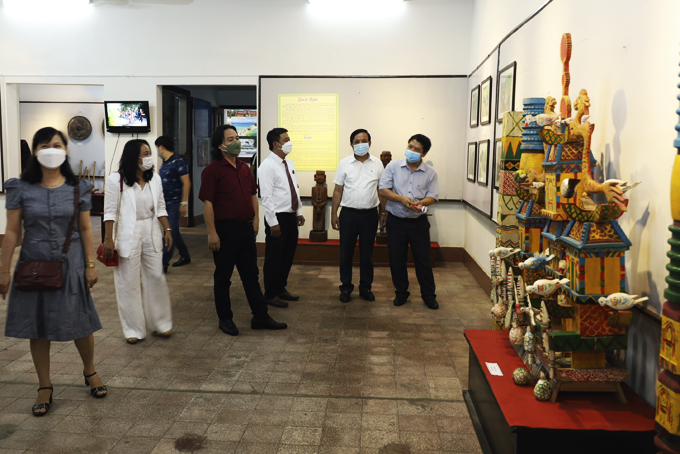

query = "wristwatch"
(180, 201), (188, 206)
(165, 228), (172, 232)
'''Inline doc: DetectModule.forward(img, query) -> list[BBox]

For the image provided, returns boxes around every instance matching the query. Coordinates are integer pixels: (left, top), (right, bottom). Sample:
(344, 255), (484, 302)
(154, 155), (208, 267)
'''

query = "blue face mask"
(405, 149), (422, 163)
(157, 152), (163, 159)
(353, 143), (369, 156)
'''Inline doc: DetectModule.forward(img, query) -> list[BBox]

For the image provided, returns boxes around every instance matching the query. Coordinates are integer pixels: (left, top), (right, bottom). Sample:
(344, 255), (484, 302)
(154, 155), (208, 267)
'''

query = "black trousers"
(213, 219), (268, 321)
(339, 207), (379, 293)
(264, 212), (299, 300)
(386, 213), (436, 302)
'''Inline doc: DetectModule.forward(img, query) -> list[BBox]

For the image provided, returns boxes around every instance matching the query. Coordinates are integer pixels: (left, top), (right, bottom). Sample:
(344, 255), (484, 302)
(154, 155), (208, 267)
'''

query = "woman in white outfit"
(103, 139), (174, 344)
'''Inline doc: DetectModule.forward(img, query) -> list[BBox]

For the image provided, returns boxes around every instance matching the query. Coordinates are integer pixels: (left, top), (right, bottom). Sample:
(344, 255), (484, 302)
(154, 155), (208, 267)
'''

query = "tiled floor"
(0, 223), (491, 454)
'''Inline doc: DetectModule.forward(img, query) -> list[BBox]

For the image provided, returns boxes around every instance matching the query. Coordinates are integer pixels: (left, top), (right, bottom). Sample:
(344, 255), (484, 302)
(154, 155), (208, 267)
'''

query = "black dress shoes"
(251, 315), (288, 330)
(359, 291), (375, 301)
(339, 291), (351, 303)
(266, 296), (289, 308)
(424, 299), (439, 310)
(219, 319), (239, 336)
(172, 257), (191, 267)
(163, 265), (168, 274)
(278, 290), (300, 301)
(393, 295), (408, 306)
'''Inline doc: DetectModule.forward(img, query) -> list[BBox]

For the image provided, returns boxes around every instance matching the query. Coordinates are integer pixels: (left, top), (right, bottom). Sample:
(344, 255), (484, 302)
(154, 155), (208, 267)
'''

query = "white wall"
(19, 84), (106, 192)
(0, 0), (473, 233)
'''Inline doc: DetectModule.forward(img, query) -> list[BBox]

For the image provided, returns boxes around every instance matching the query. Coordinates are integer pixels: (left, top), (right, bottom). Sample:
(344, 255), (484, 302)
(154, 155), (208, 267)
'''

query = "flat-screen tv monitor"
(104, 101), (150, 133)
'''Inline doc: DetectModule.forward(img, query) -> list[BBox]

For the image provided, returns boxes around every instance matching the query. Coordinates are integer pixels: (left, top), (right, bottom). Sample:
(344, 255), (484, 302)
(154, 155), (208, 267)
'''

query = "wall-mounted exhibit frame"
(480, 76), (492, 125)
(477, 139), (489, 187)
(467, 141), (477, 183)
(470, 85), (480, 128)
(496, 61), (516, 123)
(493, 138), (502, 190)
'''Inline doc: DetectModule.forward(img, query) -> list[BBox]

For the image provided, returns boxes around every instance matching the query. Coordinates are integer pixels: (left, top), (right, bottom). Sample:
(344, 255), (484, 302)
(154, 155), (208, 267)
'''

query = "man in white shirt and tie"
(331, 129), (386, 303)
(258, 128), (305, 308)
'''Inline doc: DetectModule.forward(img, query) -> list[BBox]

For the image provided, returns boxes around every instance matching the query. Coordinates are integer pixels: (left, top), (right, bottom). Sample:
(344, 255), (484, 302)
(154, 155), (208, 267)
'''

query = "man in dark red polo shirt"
(199, 124), (287, 336)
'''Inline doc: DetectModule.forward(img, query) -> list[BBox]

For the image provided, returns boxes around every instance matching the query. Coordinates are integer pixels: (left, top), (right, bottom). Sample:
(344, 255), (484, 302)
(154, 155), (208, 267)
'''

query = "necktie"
(282, 160), (299, 212)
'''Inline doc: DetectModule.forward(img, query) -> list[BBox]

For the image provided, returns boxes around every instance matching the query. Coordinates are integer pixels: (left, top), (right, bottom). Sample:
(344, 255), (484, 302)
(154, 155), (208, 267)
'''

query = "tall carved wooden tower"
(655, 60), (680, 454)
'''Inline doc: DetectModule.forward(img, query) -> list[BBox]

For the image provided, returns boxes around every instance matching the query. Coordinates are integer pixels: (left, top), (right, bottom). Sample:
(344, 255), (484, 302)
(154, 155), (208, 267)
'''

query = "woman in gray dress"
(0, 127), (106, 417)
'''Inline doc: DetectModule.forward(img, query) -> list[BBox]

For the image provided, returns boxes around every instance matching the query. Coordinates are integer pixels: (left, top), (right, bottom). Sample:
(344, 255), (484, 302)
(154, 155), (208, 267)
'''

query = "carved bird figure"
(598, 293), (649, 311)
(518, 253), (555, 271)
(525, 278), (571, 296)
(601, 179), (641, 194)
(489, 247), (521, 259)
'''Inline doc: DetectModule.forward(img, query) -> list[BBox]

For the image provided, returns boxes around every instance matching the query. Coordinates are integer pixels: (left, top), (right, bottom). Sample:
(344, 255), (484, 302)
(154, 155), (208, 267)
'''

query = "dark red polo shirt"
(199, 157), (256, 221)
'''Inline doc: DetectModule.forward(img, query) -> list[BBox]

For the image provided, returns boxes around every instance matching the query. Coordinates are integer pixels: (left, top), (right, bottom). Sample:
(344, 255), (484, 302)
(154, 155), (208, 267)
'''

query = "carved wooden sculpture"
(507, 33), (636, 404)
(655, 60), (680, 454)
(309, 171), (328, 243)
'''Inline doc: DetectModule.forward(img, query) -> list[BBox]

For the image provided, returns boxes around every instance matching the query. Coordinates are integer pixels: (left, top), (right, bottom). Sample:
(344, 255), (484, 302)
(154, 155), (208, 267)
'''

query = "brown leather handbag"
(14, 185), (80, 291)
(96, 171), (123, 266)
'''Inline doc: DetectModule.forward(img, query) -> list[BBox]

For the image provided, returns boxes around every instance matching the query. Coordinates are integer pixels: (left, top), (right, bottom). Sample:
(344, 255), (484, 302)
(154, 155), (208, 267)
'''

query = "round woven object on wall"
(68, 116), (92, 141)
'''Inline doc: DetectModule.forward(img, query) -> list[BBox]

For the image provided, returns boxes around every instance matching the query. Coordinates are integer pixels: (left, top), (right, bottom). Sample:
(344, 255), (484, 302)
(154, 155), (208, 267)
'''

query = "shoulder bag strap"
(60, 184), (80, 261)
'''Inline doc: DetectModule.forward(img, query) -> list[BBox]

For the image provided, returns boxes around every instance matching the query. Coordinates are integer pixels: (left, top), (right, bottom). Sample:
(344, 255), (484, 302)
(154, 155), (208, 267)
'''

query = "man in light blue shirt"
(379, 134), (439, 309)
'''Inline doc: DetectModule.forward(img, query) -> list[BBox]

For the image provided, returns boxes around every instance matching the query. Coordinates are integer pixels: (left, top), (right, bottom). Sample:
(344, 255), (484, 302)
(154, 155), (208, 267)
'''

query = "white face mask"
(353, 143), (369, 156)
(138, 156), (154, 171)
(280, 141), (293, 155)
(36, 148), (67, 169)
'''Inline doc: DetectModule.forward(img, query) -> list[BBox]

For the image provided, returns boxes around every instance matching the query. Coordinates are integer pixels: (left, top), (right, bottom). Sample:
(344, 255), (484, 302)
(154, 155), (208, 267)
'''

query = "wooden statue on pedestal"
(376, 151), (392, 245)
(309, 171), (328, 243)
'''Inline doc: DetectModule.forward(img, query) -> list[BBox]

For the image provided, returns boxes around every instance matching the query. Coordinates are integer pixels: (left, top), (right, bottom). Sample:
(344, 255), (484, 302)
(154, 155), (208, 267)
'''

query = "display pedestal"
(376, 232), (388, 245)
(309, 230), (328, 242)
(293, 239), (439, 267)
(464, 329), (655, 454)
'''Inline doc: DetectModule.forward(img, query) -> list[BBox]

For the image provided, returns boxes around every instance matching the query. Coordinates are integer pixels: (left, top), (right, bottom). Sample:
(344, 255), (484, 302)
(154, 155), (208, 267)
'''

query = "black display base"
(465, 344), (655, 454)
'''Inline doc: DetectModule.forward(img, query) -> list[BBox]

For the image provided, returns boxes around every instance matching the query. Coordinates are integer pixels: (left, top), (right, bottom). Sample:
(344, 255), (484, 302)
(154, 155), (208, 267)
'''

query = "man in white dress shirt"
(331, 129), (386, 303)
(258, 128), (305, 308)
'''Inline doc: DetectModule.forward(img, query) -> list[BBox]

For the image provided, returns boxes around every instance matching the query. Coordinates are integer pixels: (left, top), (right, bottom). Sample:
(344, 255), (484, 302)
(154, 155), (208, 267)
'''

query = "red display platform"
(293, 238), (440, 267)
(464, 329), (655, 454)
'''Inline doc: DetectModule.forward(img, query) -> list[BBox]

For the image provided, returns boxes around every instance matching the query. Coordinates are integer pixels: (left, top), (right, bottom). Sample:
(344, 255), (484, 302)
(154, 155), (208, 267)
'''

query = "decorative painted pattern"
(557, 368), (628, 382)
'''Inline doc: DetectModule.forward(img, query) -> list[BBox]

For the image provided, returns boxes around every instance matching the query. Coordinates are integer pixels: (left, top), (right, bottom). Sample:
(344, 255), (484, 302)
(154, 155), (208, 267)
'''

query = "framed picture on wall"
(480, 76), (492, 125)
(470, 85), (480, 128)
(467, 142), (477, 182)
(477, 139), (489, 186)
(497, 62), (516, 123)
(493, 138), (503, 190)
(196, 138), (210, 167)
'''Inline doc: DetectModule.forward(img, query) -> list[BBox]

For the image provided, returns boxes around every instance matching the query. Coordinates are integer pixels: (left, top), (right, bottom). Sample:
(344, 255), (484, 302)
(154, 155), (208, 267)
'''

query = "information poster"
(278, 94), (339, 171)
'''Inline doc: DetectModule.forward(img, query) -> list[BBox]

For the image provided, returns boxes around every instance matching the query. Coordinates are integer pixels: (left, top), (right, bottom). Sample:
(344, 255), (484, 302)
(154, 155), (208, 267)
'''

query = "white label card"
(485, 362), (503, 376)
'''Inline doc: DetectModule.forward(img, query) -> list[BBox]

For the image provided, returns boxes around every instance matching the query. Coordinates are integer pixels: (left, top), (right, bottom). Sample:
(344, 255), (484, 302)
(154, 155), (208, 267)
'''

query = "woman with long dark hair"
(103, 139), (173, 344)
(0, 127), (106, 417)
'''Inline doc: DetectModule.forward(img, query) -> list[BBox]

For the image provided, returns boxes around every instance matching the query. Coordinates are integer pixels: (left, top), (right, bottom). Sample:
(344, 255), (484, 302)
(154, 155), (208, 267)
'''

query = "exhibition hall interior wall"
(0, 0), (679, 405)
(0, 0), (472, 245)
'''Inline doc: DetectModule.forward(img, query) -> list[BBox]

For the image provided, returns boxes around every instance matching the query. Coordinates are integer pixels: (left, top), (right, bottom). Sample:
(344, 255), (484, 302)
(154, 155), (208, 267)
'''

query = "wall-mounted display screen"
(104, 101), (150, 133)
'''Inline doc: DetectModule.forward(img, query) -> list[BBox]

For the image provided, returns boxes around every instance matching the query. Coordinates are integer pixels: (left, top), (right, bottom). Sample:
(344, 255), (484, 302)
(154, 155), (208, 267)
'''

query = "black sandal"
(84, 371), (107, 398)
(32, 386), (53, 417)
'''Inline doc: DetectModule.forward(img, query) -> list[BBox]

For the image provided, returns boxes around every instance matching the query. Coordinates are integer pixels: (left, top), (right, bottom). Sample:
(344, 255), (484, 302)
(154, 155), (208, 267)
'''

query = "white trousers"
(113, 218), (172, 339)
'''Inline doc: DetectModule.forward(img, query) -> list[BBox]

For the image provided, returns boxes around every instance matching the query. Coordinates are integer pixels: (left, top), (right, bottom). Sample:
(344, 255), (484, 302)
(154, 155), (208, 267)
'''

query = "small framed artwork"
(480, 76), (492, 125)
(493, 138), (503, 190)
(196, 138), (211, 167)
(477, 139), (489, 186)
(497, 62), (517, 123)
(467, 142), (477, 182)
(470, 85), (480, 128)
